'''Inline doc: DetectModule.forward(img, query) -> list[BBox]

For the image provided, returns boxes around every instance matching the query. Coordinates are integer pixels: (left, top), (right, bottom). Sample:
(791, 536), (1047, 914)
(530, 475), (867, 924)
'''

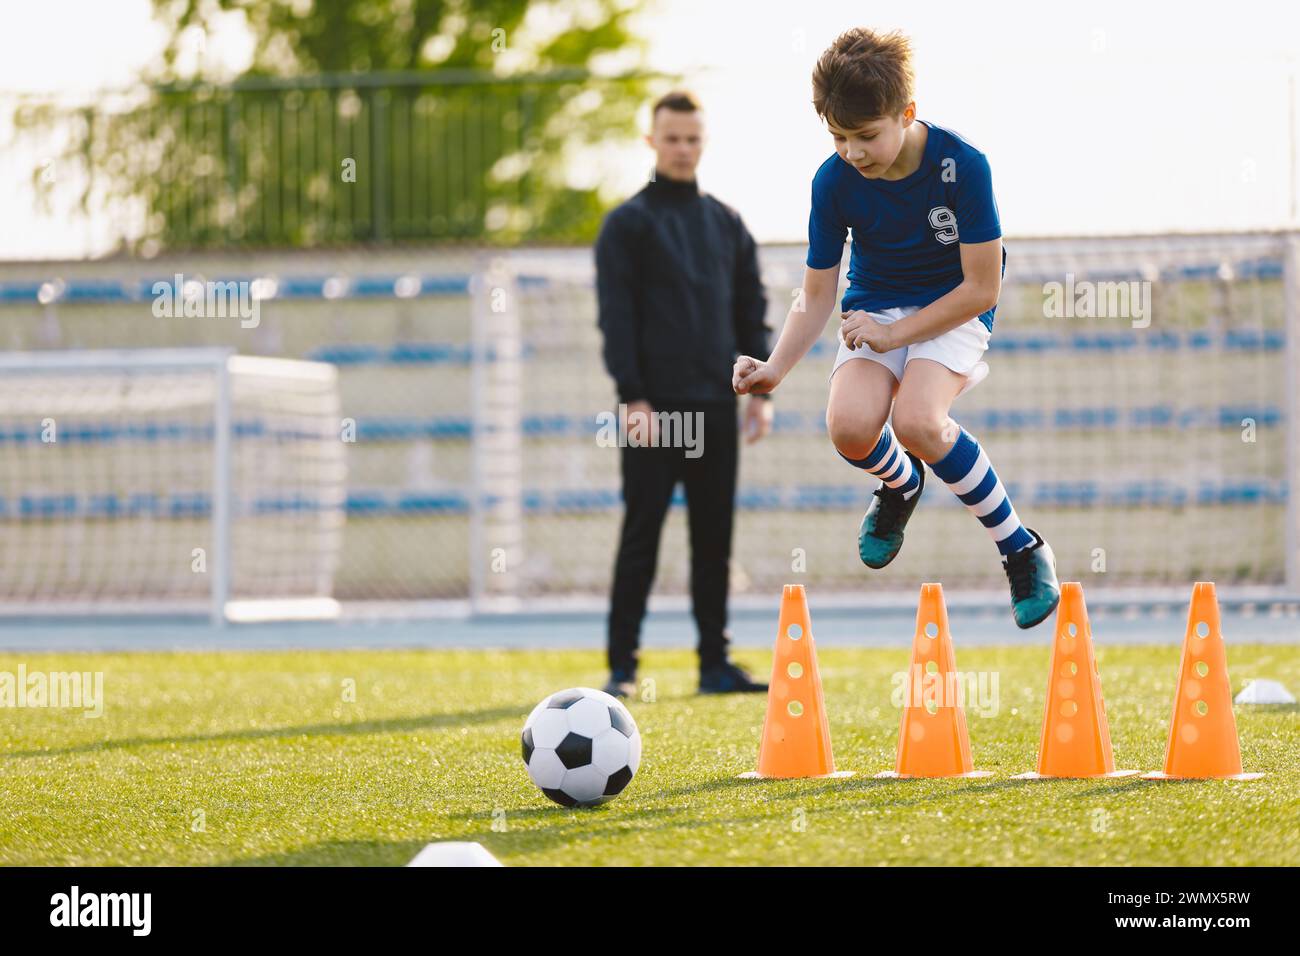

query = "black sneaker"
(858, 451), (925, 568)
(602, 671), (637, 699)
(698, 661), (768, 694)
(1002, 527), (1061, 629)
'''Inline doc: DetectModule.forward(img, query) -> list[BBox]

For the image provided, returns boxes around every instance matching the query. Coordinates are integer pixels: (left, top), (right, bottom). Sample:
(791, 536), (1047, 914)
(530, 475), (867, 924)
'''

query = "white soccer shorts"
(829, 304), (991, 396)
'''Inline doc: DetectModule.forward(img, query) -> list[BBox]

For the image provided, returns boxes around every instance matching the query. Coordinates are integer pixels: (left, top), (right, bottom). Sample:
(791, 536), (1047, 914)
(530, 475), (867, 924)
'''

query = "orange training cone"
(740, 585), (852, 779)
(1012, 582), (1137, 779)
(876, 583), (991, 779)
(1142, 582), (1263, 780)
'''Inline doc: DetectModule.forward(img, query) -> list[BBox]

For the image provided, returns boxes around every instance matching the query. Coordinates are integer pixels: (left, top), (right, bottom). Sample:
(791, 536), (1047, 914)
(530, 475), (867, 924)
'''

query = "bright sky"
(1, 0), (1297, 260)
(637, 0), (1300, 241)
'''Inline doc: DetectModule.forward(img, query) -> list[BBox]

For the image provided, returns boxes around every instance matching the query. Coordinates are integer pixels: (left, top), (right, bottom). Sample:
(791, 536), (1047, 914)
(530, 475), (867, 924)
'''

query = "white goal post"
(0, 348), (346, 623)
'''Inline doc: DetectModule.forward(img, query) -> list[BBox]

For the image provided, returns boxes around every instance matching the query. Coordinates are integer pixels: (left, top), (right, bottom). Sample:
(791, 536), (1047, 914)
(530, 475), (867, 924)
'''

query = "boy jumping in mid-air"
(732, 27), (1060, 627)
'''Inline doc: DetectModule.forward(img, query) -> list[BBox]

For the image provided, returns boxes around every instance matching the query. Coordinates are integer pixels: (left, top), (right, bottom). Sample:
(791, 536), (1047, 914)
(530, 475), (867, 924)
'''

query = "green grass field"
(1, 645), (1297, 866)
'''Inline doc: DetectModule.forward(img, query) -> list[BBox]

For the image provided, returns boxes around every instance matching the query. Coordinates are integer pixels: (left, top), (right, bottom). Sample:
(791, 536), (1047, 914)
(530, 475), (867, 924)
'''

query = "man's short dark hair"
(652, 90), (703, 121)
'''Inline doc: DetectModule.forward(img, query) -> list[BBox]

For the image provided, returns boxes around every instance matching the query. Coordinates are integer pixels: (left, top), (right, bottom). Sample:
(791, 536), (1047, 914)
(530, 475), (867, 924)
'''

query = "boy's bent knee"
(826, 408), (886, 461)
(891, 410), (950, 457)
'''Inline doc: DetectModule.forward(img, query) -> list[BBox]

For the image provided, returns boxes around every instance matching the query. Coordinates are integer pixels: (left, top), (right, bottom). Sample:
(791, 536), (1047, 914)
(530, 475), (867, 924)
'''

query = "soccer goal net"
(475, 233), (1300, 609)
(0, 349), (345, 622)
(3, 234), (1296, 616)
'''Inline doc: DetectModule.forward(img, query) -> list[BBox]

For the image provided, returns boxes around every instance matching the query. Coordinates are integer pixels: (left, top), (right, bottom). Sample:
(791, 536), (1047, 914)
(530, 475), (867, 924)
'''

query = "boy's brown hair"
(811, 28), (914, 130)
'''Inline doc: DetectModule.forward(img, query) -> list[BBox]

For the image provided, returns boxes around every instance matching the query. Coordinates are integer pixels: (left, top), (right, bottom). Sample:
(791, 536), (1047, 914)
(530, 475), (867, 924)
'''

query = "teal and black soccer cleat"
(1002, 528), (1061, 629)
(857, 451), (925, 569)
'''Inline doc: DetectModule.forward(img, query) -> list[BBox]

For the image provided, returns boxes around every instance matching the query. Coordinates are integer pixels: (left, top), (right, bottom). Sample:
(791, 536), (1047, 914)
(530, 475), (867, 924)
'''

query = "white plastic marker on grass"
(1234, 679), (1296, 705)
(408, 842), (504, 867)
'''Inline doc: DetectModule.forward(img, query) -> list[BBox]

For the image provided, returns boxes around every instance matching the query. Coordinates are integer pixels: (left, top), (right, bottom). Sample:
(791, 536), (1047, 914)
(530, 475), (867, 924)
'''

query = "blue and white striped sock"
(929, 426), (1035, 556)
(837, 422), (921, 500)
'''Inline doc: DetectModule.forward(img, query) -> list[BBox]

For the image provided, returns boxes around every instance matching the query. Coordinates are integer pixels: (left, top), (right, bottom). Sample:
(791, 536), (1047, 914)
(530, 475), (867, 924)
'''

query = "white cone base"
(873, 770), (993, 779)
(407, 841), (504, 866)
(1011, 770), (1140, 780)
(1140, 771), (1264, 781)
(738, 770), (855, 780)
(1234, 679), (1295, 705)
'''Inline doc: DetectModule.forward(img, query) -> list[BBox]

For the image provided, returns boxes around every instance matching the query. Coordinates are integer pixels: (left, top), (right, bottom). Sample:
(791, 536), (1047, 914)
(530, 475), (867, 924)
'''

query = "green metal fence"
(11, 69), (653, 250)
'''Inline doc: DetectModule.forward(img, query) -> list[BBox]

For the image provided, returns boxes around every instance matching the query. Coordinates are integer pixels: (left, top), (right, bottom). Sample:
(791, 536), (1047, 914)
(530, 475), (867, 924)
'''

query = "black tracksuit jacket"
(594, 174), (773, 405)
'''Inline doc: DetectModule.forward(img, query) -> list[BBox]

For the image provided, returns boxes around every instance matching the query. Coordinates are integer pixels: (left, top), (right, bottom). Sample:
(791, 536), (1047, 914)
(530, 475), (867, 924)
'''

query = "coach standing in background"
(595, 90), (774, 698)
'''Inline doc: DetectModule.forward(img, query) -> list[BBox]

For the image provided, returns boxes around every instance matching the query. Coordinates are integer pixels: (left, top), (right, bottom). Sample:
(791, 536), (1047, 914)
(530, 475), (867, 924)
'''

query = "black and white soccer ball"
(521, 687), (642, 807)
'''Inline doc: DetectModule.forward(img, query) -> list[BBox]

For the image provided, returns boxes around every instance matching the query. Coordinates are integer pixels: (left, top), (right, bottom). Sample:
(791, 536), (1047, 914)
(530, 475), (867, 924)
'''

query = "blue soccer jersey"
(806, 120), (1006, 332)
